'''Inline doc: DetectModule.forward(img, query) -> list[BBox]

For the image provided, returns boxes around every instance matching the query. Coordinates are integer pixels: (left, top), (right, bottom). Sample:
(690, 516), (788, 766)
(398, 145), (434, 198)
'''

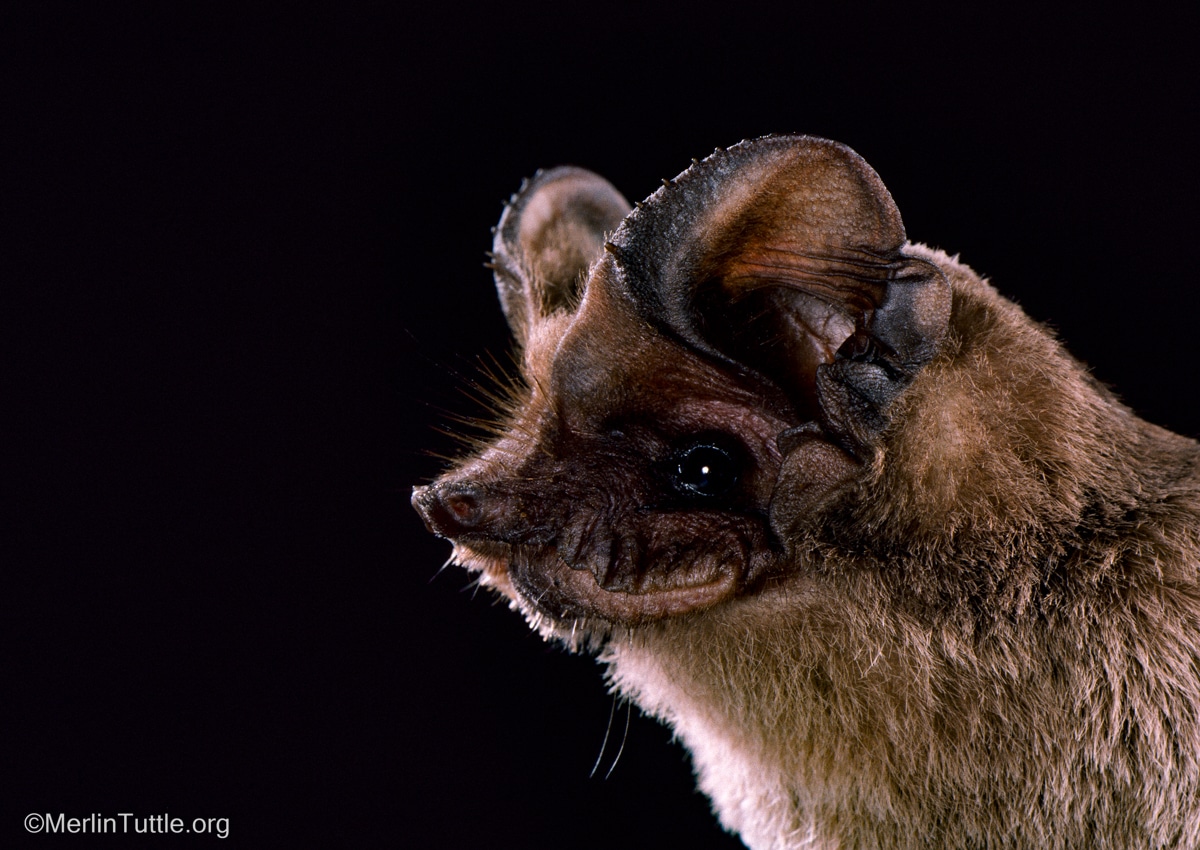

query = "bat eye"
(674, 443), (739, 498)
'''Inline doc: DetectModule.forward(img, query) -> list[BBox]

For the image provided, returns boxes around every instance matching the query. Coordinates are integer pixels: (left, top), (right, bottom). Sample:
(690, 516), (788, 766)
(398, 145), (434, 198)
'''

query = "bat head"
(412, 136), (951, 631)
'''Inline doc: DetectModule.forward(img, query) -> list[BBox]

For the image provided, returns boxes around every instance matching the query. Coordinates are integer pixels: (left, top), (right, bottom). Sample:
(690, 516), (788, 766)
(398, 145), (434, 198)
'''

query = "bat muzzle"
(411, 483), (485, 539)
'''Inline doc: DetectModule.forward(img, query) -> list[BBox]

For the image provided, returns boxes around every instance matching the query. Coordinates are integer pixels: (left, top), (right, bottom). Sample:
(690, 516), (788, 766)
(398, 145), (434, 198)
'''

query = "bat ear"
(609, 135), (951, 456)
(491, 167), (631, 346)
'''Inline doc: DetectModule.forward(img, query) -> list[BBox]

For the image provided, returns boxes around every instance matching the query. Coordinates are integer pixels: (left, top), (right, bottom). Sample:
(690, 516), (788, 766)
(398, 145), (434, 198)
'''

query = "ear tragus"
(492, 166), (631, 347)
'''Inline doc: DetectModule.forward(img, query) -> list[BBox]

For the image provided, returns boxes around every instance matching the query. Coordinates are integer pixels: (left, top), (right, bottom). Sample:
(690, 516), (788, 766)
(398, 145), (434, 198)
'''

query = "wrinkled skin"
(414, 136), (948, 625)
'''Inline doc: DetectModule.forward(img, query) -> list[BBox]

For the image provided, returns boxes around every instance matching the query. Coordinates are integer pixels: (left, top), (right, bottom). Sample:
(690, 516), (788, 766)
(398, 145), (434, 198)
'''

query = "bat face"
(415, 265), (793, 624)
(412, 136), (950, 629)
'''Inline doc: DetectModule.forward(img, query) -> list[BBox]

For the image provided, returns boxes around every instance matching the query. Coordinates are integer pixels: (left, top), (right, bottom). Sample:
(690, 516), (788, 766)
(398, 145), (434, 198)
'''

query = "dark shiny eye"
(673, 443), (739, 498)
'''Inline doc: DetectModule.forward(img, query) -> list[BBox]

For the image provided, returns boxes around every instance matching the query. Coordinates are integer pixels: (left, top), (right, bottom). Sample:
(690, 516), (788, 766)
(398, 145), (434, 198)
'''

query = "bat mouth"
(448, 515), (763, 626)
(510, 546), (742, 625)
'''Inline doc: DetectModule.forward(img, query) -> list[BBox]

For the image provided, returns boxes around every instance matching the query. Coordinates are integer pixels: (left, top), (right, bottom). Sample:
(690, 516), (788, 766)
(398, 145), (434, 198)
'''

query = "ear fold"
(607, 135), (951, 456)
(491, 167), (631, 347)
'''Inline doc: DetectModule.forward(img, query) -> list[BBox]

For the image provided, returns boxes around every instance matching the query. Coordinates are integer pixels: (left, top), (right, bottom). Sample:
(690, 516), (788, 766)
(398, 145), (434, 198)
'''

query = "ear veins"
(716, 245), (893, 317)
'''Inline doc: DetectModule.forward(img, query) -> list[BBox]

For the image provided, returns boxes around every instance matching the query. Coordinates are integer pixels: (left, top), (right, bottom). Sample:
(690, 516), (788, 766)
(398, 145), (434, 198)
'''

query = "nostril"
(411, 483), (485, 538)
(444, 492), (478, 523)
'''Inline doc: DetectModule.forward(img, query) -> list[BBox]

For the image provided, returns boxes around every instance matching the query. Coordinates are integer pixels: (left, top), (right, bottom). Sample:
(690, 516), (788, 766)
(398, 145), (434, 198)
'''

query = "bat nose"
(411, 483), (485, 538)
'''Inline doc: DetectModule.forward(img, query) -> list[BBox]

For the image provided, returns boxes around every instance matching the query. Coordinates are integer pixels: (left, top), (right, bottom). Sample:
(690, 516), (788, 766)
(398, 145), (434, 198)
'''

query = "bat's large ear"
(609, 135), (951, 458)
(491, 167), (631, 347)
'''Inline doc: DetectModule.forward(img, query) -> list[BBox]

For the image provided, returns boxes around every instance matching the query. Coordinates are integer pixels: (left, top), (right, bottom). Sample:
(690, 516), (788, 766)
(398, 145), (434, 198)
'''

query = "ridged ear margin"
(607, 135), (950, 452)
(491, 166), (631, 347)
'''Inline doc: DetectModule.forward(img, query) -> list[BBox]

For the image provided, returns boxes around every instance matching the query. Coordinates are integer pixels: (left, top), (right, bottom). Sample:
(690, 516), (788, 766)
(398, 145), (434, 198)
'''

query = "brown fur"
(413, 136), (1200, 848)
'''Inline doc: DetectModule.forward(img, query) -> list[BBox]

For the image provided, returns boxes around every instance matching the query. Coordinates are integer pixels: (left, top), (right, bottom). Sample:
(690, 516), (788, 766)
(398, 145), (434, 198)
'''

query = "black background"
(6, 3), (1200, 848)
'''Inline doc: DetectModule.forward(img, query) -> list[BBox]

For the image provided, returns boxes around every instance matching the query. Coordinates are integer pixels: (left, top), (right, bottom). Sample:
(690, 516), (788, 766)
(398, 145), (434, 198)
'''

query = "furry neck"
(601, 249), (1200, 849)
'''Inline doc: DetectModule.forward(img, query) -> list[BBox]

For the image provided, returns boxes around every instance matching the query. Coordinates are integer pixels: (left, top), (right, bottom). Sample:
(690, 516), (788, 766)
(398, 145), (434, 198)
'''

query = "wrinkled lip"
(448, 538), (742, 625)
(515, 550), (740, 623)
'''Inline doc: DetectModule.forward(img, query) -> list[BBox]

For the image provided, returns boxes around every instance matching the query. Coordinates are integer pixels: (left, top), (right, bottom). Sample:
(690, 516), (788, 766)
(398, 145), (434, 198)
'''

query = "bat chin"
(450, 539), (743, 628)
(448, 540), (519, 598)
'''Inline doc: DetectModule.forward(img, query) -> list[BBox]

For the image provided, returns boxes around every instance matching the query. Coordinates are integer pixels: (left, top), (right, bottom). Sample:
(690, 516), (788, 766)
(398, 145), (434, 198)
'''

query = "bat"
(411, 135), (1200, 849)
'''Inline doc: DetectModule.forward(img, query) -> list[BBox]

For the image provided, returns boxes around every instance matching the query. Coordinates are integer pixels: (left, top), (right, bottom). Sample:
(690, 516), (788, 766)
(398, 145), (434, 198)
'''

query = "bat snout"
(411, 482), (487, 539)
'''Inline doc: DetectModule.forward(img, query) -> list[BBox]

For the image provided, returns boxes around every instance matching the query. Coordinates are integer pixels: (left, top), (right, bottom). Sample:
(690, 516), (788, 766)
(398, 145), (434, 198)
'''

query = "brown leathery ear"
(491, 166), (631, 347)
(608, 136), (952, 456)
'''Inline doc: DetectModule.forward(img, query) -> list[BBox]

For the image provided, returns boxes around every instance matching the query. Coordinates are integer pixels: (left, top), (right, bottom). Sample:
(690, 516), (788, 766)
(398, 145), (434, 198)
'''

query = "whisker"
(604, 700), (633, 780)
(590, 696), (620, 779)
(428, 554), (457, 583)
